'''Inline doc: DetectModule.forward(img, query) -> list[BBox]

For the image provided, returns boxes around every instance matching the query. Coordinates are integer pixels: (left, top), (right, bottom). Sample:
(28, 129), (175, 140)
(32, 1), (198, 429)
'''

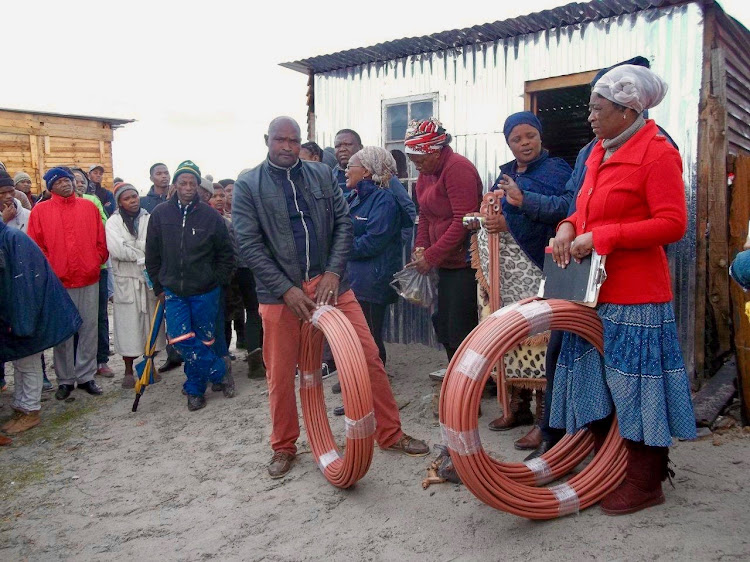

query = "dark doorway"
(533, 84), (595, 168)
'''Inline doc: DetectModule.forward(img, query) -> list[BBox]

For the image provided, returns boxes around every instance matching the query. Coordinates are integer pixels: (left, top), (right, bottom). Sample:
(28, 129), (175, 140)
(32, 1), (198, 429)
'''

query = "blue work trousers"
(164, 287), (226, 396)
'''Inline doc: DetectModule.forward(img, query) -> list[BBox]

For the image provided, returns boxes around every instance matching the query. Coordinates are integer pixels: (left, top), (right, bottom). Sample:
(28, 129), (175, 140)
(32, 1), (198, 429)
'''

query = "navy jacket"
(90, 182), (116, 217)
(335, 166), (416, 247)
(491, 150), (572, 269)
(0, 222), (81, 362)
(140, 185), (168, 214)
(268, 160), (322, 280)
(346, 180), (402, 304)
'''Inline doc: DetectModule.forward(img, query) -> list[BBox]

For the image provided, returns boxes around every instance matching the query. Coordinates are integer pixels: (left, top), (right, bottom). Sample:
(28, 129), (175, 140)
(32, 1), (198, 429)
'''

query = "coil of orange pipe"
(298, 305), (375, 489)
(439, 298), (627, 519)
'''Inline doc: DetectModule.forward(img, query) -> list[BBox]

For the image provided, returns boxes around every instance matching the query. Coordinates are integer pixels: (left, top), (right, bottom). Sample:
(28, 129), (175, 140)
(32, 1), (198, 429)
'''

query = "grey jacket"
(232, 158), (352, 304)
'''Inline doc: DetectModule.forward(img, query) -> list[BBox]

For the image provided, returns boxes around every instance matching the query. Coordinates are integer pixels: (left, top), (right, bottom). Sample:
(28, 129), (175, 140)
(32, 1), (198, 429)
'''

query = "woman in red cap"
(405, 118), (482, 363)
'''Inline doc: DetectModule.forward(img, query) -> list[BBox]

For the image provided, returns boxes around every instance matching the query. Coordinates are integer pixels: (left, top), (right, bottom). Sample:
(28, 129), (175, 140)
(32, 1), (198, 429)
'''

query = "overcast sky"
(4, 0), (749, 191)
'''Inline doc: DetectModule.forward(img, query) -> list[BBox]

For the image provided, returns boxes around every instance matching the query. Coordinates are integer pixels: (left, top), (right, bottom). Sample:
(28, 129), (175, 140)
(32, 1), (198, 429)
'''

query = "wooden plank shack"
(0, 108), (133, 195)
(729, 154), (750, 422)
(694, 2), (750, 382)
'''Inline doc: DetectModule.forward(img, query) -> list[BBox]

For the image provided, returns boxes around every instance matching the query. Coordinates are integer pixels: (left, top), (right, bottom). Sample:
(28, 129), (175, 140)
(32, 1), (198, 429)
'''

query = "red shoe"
(96, 364), (115, 378)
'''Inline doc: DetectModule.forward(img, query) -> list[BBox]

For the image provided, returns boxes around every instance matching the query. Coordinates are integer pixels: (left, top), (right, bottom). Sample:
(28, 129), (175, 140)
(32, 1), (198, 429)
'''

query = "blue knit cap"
(503, 111), (543, 140)
(43, 167), (75, 190)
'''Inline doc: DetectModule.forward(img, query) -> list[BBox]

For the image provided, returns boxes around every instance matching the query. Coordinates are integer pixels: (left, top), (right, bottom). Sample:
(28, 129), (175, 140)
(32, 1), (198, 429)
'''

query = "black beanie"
(0, 171), (15, 189)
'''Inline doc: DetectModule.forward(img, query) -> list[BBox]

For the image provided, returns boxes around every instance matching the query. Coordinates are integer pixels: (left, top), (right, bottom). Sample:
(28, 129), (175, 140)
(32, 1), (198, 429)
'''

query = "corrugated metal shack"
(0, 108), (133, 196)
(281, 0), (750, 388)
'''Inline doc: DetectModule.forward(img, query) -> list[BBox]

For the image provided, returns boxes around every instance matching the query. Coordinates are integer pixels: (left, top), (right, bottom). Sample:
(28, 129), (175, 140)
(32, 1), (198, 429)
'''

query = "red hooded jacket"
(27, 194), (108, 288)
(563, 120), (686, 304)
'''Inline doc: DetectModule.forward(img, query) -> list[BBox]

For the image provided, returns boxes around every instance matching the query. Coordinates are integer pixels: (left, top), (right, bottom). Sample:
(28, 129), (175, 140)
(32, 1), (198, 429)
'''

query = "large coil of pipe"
(298, 305), (376, 489)
(439, 298), (627, 519)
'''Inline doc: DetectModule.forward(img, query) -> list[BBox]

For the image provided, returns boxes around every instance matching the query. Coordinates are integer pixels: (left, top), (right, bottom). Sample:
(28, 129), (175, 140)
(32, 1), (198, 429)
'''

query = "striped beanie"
(173, 160), (201, 183)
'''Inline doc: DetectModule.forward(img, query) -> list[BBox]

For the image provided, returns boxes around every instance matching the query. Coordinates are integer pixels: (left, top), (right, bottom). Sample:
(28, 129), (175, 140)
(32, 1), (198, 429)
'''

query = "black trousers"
(236, 267), (262, 351)
(432, 267), (478, 350)
(96, 269), (110, 364)
(360, 301), (388, 366)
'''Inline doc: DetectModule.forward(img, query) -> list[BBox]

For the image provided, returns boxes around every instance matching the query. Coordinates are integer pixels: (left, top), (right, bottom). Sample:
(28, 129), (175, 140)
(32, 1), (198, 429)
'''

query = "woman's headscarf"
(404, 118), (451, 154)
(592, 64), (668, 114)
(503, 111), (543, 140)
(353, 146), (396, 187)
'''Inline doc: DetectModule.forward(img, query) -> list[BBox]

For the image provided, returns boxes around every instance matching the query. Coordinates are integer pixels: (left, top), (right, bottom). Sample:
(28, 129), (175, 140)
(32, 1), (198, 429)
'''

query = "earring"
(623, 114), (627, 120)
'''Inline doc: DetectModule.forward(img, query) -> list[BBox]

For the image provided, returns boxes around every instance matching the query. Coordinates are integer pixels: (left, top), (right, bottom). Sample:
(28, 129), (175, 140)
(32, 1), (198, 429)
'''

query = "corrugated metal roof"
(0, 107), (134, 128)
(281, 0), (693, 74)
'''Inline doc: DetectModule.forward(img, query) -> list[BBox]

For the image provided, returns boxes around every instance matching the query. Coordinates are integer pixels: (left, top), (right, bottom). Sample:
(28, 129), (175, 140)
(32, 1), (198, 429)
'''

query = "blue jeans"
(164, 286), (226, 396)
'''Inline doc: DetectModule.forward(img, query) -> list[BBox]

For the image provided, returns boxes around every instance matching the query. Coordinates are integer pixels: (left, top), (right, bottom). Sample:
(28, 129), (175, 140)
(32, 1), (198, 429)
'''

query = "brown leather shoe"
(268, 451), (295, 479)
(514, 426), (543, 450)
(1, 410), (23, 432)
(488, 386), (534, 431)
(488, 409), (534, 431)
(386, 434), (430, 457)
(4, 411), (41, 435)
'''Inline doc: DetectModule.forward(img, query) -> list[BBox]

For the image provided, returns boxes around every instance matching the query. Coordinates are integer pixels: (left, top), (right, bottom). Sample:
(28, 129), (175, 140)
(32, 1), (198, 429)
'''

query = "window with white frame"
(382, 93), (438, 200)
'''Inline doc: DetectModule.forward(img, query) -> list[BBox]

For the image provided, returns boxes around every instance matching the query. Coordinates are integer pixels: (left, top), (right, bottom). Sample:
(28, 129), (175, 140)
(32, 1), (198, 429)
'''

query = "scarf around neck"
(601, 114), (646, 162)
(119, 207), (142, 237)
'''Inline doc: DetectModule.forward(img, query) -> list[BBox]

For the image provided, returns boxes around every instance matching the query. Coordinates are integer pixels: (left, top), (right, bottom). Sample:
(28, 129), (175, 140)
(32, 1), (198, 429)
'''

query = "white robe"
(106, 210), (165, 357)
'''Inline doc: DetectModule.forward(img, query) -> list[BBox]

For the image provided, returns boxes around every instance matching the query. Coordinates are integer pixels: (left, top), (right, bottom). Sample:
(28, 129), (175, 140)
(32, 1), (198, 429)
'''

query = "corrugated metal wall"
(313, 3), (704, 372)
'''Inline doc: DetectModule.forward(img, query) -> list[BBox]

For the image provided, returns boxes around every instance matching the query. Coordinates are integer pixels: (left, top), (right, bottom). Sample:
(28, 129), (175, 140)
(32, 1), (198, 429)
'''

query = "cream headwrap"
(352, 146), (396, 187)
(592, 64), (668, 114)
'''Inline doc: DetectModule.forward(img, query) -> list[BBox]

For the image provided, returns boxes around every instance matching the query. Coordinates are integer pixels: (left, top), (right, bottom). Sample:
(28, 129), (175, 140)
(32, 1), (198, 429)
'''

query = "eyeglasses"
(345, 164), (365, 171)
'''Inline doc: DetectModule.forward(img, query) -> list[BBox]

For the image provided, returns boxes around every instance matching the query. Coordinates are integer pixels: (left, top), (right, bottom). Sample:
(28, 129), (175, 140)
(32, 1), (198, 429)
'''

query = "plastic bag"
(433, 444), (462, 484)
(390, 266), (438, 308)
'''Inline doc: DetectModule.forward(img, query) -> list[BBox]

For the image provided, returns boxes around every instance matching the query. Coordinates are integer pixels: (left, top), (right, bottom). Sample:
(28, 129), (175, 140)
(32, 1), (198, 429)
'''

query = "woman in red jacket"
(406, 119), (483, 361)
(549, 65), (696, 515)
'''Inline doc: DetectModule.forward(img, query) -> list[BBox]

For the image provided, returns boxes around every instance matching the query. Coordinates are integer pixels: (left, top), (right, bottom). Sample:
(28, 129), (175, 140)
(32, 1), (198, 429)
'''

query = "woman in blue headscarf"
(469, 111), (573, 449)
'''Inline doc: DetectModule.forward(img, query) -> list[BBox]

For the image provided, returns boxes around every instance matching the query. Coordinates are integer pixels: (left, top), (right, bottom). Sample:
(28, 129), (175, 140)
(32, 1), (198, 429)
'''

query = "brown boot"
(514, 426), (543, 450)
(122, 373), (136, 389)
(515, 389), (544, 449)
(4, 411), (41, 435)
(1, 410), (23, 432)
(601, 440), (668, 515)
(488, 386), (533, 431)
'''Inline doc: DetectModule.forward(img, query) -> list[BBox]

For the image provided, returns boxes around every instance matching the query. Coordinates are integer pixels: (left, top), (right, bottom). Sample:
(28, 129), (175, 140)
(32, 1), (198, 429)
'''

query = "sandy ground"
(1, 336), (749, 562)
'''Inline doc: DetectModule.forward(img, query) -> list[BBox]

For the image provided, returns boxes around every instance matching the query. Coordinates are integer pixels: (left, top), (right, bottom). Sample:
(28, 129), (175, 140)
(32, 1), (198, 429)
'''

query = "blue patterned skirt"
(549, 302), (697, 447)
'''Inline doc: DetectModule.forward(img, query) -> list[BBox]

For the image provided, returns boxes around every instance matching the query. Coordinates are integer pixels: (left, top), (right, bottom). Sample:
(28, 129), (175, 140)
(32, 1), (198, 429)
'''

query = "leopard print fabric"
(477, 231), (546, 380)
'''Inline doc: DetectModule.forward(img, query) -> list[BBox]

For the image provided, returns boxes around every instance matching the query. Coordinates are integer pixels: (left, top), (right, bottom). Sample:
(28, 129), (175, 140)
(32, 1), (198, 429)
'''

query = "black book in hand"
(538, 246), (607, 307)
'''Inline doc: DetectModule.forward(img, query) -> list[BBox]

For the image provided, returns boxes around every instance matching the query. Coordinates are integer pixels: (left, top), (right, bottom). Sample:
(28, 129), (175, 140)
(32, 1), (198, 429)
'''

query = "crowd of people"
(0, 56), (698, 516)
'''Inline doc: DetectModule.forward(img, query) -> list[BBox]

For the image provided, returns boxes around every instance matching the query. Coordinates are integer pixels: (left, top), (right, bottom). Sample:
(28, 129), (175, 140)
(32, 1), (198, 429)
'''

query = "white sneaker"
(321, 363), (336, 380)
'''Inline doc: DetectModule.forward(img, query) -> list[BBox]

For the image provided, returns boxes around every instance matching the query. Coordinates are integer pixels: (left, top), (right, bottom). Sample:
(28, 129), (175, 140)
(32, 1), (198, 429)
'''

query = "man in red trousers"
(232, 116), (429, 479)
